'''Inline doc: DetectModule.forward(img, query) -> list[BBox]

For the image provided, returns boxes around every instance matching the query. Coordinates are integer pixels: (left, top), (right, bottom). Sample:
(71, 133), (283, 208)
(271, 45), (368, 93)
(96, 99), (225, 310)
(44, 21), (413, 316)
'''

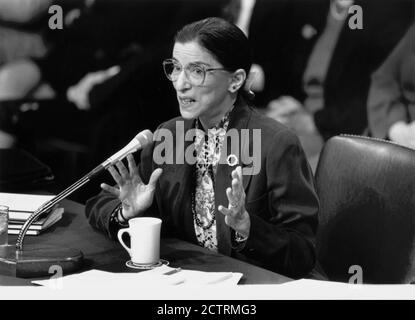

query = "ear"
(228, 69), (247, 93)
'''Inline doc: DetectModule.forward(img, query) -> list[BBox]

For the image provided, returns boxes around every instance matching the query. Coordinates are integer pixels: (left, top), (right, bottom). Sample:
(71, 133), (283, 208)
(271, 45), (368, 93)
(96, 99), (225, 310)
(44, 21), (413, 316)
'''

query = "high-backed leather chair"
(315, 135), (415, 283)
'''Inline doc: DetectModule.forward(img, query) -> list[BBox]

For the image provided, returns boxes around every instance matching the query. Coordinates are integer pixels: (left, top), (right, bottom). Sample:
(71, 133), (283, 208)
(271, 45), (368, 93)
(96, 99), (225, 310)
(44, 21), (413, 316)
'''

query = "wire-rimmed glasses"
(162, 58), (227, 86)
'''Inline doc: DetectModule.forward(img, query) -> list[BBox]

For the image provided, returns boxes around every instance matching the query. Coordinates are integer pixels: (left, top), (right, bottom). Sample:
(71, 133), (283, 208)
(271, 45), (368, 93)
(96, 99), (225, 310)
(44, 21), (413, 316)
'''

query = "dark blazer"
(277, 0), (413, 139)
(85, 100), (319, 278)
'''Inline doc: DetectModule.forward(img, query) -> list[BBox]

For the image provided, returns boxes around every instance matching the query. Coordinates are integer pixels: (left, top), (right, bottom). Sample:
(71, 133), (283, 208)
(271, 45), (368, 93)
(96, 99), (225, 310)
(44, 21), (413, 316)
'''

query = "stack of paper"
(0, 192), (63, 235)
(8, 207), (63, 235)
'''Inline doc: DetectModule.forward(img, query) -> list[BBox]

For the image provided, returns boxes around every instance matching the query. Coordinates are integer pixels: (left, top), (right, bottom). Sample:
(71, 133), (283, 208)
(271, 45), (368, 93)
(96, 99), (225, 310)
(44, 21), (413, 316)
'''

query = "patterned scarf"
(192, 111), (231, 252)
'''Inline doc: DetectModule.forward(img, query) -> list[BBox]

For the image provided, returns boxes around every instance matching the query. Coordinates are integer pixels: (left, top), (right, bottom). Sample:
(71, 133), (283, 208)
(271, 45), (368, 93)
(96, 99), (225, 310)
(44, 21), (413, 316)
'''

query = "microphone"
(2, 130), (154, 278)
(87, 129), (153, 179)
(15, 130), (153, 252)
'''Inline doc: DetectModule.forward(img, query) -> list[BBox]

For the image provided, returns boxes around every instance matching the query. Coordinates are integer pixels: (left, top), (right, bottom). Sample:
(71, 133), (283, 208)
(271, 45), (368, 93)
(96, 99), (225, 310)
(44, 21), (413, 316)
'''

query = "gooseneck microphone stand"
(0, 165), (105, 278)
(15, 165), (102, 251)
(0, 130), (152, 278)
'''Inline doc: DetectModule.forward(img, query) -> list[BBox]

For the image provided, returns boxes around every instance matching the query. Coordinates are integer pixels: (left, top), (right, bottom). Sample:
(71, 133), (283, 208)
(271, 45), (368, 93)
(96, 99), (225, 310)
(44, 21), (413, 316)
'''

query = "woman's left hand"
(218, 166), (251, 238)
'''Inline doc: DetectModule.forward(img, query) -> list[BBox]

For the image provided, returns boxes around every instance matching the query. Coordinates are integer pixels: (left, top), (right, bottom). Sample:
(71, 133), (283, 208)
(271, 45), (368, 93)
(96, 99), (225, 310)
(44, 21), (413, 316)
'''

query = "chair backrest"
(0, 148), (54, 192)
(315, 135), (415, 283)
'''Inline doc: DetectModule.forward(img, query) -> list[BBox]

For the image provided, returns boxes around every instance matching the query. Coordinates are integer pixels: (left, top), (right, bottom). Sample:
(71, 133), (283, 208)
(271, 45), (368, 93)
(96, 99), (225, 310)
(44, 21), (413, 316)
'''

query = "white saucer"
(126, 259), (169, 270)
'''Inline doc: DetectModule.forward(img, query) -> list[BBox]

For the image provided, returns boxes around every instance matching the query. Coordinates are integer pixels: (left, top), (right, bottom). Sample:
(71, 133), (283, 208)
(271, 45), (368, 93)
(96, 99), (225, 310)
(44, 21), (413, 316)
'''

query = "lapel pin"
(227, 154), (238, 167)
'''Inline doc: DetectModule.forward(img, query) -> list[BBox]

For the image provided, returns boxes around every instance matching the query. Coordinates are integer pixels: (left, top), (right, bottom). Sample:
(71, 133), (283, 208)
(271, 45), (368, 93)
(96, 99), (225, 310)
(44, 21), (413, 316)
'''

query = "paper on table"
(32, 269), (183, 288)
(0, 193), (54, 212)
(32, 266), (243, 288)
(144, 265), (243, 286)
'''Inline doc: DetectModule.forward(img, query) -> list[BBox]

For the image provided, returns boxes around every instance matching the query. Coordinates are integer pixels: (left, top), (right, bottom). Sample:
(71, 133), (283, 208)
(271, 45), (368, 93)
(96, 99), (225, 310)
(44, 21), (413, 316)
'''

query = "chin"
(179, 107), (200, 120)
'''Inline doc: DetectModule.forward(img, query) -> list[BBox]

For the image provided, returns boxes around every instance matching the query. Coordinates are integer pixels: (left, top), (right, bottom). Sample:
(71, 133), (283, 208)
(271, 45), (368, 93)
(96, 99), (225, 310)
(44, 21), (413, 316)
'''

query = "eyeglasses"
(162, 58), (228, 86)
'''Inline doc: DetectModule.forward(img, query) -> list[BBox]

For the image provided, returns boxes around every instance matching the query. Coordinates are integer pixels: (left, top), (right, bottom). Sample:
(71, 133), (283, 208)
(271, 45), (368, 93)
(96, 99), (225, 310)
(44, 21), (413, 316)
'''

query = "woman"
(85, 17), (319, 278)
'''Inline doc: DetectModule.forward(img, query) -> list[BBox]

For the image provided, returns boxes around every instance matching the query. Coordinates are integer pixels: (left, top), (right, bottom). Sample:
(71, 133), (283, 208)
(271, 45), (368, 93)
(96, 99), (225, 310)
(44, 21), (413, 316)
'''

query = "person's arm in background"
(0, 0), (53, 23)
(266, 0), (414, 139)
(368, 24), (415, 139)
(311, 0), (413, 140)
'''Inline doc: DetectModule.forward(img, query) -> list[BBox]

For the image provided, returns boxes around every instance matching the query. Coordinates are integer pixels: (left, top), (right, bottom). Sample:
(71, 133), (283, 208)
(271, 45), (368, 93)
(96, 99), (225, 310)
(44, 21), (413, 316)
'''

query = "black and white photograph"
(0, 0), (414, 307)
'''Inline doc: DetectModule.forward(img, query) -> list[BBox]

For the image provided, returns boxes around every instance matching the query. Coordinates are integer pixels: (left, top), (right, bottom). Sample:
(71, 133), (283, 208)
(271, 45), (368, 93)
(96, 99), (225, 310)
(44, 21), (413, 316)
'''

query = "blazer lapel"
(164, 118), (197, 244)
(214, 101), (253, 255)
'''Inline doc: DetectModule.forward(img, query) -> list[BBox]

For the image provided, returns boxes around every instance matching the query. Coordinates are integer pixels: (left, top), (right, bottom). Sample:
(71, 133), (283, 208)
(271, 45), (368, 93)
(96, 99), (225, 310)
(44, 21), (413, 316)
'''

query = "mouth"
(178, 96), (196, 107)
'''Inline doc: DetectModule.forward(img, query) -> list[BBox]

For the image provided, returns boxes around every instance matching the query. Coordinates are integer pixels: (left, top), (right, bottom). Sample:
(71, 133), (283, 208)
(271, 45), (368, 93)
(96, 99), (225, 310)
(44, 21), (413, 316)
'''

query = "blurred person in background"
(367, 21), (415, 149)
(0, 0), (51, 66)
(222, 0), (291, 107)
(0, 0), (54, 146)
(0, 0), (226, 153)
(0, 0), (89, 148)
(264, 0), (413, 141)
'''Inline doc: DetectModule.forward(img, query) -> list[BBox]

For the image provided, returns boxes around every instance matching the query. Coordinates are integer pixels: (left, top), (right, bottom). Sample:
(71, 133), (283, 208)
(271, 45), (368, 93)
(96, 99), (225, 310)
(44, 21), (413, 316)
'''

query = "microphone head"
(135, 129), (153, 148)
(102, 129), (154, 167)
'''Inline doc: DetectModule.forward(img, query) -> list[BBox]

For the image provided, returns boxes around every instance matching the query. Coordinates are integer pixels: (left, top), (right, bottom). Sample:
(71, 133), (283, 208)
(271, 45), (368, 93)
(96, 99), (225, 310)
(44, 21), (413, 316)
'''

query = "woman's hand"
(218, 166), (250, 238)
(100, 154), (163, 220)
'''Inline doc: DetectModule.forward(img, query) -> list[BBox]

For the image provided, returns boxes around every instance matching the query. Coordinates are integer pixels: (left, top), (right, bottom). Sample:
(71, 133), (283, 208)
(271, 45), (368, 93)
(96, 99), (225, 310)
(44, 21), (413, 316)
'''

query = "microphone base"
(0, 245), (83, 278)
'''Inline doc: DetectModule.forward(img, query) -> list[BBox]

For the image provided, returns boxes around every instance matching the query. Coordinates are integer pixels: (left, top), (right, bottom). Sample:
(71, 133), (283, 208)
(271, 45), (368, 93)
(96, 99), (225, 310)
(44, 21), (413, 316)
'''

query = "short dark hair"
(175, 17), (254, 101)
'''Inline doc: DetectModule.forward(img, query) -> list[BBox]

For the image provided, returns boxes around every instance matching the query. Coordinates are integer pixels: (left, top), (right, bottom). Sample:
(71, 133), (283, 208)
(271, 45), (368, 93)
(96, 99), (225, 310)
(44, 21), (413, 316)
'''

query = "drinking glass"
(0, 206), (8, 246)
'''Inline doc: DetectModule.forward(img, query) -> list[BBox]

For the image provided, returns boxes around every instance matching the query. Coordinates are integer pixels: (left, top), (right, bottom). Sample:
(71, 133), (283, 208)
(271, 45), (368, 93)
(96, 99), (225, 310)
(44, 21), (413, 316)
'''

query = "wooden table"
(3, 199), (291, 285)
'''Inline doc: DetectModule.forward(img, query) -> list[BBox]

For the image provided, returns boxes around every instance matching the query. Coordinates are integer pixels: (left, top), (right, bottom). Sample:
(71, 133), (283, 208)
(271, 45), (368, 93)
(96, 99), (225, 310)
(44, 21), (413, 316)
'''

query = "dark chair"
(315, 135), (415, 283)
(0, 99), (90, 199)
(0, 148), (54, 192)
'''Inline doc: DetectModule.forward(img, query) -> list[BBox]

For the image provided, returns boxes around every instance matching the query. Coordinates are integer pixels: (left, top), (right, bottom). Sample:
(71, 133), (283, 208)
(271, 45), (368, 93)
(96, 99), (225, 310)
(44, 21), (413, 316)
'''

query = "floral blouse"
(193, 112), (230, 252)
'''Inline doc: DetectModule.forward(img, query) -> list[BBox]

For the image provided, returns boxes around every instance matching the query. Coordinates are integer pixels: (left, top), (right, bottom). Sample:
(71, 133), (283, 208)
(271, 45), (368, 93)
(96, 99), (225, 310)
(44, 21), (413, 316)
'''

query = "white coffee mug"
(117, 217), (162, 265)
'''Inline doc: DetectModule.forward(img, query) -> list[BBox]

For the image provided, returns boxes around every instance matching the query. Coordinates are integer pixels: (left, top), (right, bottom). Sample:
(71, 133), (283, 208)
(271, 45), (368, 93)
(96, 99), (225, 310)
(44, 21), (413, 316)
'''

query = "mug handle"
(117, 228), (131, 256)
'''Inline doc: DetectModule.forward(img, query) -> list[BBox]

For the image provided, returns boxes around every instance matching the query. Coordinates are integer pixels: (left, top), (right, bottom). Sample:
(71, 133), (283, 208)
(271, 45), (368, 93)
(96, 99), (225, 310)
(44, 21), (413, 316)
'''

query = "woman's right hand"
(100, 154), (163, 220)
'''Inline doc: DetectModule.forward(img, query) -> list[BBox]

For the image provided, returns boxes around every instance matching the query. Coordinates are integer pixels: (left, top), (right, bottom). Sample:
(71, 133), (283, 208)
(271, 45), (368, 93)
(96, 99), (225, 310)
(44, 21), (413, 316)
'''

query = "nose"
(174, 69), (191, 92)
